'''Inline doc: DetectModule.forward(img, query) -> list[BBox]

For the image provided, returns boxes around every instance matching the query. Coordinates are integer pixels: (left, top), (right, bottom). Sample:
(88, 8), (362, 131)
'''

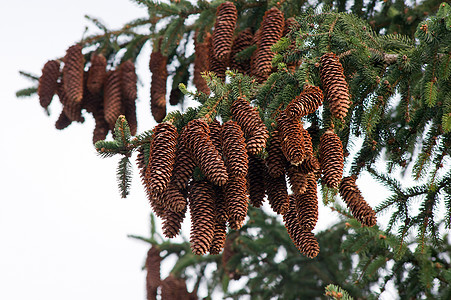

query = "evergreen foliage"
(19, 0), (451, 298)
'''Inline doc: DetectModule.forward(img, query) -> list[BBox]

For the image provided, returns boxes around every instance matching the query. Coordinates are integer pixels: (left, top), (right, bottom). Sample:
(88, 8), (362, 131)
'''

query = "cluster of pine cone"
(145, 246), (197, 300)
(37, 44), (138, 143)
(138, 50), (376, 259)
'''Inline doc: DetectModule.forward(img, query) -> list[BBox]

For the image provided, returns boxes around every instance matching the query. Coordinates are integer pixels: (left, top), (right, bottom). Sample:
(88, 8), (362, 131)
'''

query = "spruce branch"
(116, 156), (132, 198)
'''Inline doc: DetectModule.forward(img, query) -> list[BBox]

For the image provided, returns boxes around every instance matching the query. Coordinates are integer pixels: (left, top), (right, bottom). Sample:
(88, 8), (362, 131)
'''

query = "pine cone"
(208, 35), (227, 81)
(225, 175), (249, 229)
(189, 180), (216, 255)
(210, 218), (227, 254)
(283, 198), (320, 258)
(86, 53), (107, 94)
(319, 129), (344, 188)
(213, 186), (228, 224)
(193, 32), (211, 94)
(92, 109), (109, 144)
(150, 49), (168, 122)
(38, 60), (60, 108)
(266, 130), (287, 178)
(298, 156), (320, 175)
(161, 181), (187, 213)
(146, 246), (161, 300)
(286, 165), (308, 195)
(146, 122), (178, 194)
(339, 176), (377, 227)
(62, 44), (84, 104)
(161, 275), (193, 300)
(247, 156), (266, 208)
(320, 53), (351, 121)
(184, 119), (228, 186)
(103, 70), (123, 129)
(295, 174), (318, 231)
(162, 206), (186, 238)
(209, 119), (223, 153)
(265, 171), (289, 215)
(171, 130), (196, 189)
(55, 110), (72, 130)
(277, 111), (305, 165)
(283, 17), (299, 36)
(221, 120), (248, 177)
(57, 81), (84, 123)
(120, 60), (138, 135)
(285, 85), (324, 119)
(230, 28), (253, 74)
(251, 7), (284, 82)
(230, 96), (269, 155)
(213, 1), (237, 62)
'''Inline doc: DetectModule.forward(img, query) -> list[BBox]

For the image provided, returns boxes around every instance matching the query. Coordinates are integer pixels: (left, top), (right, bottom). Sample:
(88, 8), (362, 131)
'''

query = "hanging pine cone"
(171, 130), (196, 190)
(295, 174), (318, 231)
(209, 119), (223, 153)
(146, 122), (178, 194)
(210, 219), (227, 254)
(146, 246), (161, 300)
(160, 182), (187, 213)
(208, 35), (227, 81)
(319, 129), (344, 188)
(247, 156), (266, 208)
(57, 81), (84, 123)
(38, 60), (60, 109)
(230, 96), (269, 155)
(213, 186), (228, 224)
(103, 70), (123, 129)
(277, 111), (305, 165)
(286, 165), (308, 195)
(92, 109), (109, 144)
(225, 175), (249, 229)
(62, 44), (84, 104)
(86, 53), (107, 94)
(298, 156), (320, 175)
(320, 53), (351, 121)
(230, 28), (253, 74)
(55, 110), (72, 130)
(283, 198), (320, 258)
(119, 60), (138, 135)
(184, 119), (228, 186)
(193, 32), (211, 95)
(339, 176), (377, 227)
(189, 180), (216, 255)
(266, 130), (287, 178)
(251, 7), (284, 82)
(265, 171), (289, 215)
(221, 120), (248, 177)
(212, 1), (237, 62)
(150, 47), (168, 123)
(162, 206), (186, 238)
(285, 85), (324, 119)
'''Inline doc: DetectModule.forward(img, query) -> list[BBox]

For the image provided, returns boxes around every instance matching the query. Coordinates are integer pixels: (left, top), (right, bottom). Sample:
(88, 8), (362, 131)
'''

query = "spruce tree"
(18, 0), (451, 298)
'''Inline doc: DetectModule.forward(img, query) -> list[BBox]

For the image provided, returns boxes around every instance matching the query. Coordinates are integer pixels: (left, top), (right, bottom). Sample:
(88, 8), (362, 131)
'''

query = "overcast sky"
(0, 1), (396, 299)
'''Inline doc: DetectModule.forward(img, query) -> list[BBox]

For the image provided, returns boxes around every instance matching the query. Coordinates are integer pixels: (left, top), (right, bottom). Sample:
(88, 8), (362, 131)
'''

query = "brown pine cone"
(208, 34), (227, 81)
(251, 7), (284, 82)
(92, 109), (109, 144)
(286, 165), (307, 195)
(119, 60), (138, 135)
(320, 53), (351, 121)
(319, 129), (344, 188)
(62, 44), (84, 104)
(213, 185), (228, 223)
(146, 246), (161, 300)
(298, 156), (320, 175)
(230, 96), (269, 155)
(162, 206), (186, 238)
(247, 156), (266, 208)
(221, 120), (248, 177)
(339, 176), (377, 227)
(160, 181), (187, 213)
(265, 171), (289, 215)
(55, 110), (72, 130)
(193, 32), (211, 94)
(189, 180), (216, 255)
(295, 174), (318, 231)
(230, 28), (253, 74)
(283, 17), (299, 36)
(213, 1), (237, 62)
(86, 53), (107, 94)
(209, 119), (223, 153)
(277, 111), (305, 165)
(266, 130), (287, 178)
(285, 85), (324, 119)
(225, 175), (249, 229)
(103, 70), (123, 130)
(161, 275), (192, 300)
(171, 130), (196, 189)
(82, 80), (103, 115)
(184, 119), (228, 186)
(150, 49), (168, 122)
(210, 218), (227, 254)
(38, 60), (60, 108)
(57, 81), (84, 123)
(146, 122), (178, 194)
(283, 198), (320, 258)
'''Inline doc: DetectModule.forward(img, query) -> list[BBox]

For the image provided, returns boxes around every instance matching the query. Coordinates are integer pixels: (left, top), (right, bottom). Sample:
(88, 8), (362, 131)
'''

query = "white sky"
(0, 1), (397, 299)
